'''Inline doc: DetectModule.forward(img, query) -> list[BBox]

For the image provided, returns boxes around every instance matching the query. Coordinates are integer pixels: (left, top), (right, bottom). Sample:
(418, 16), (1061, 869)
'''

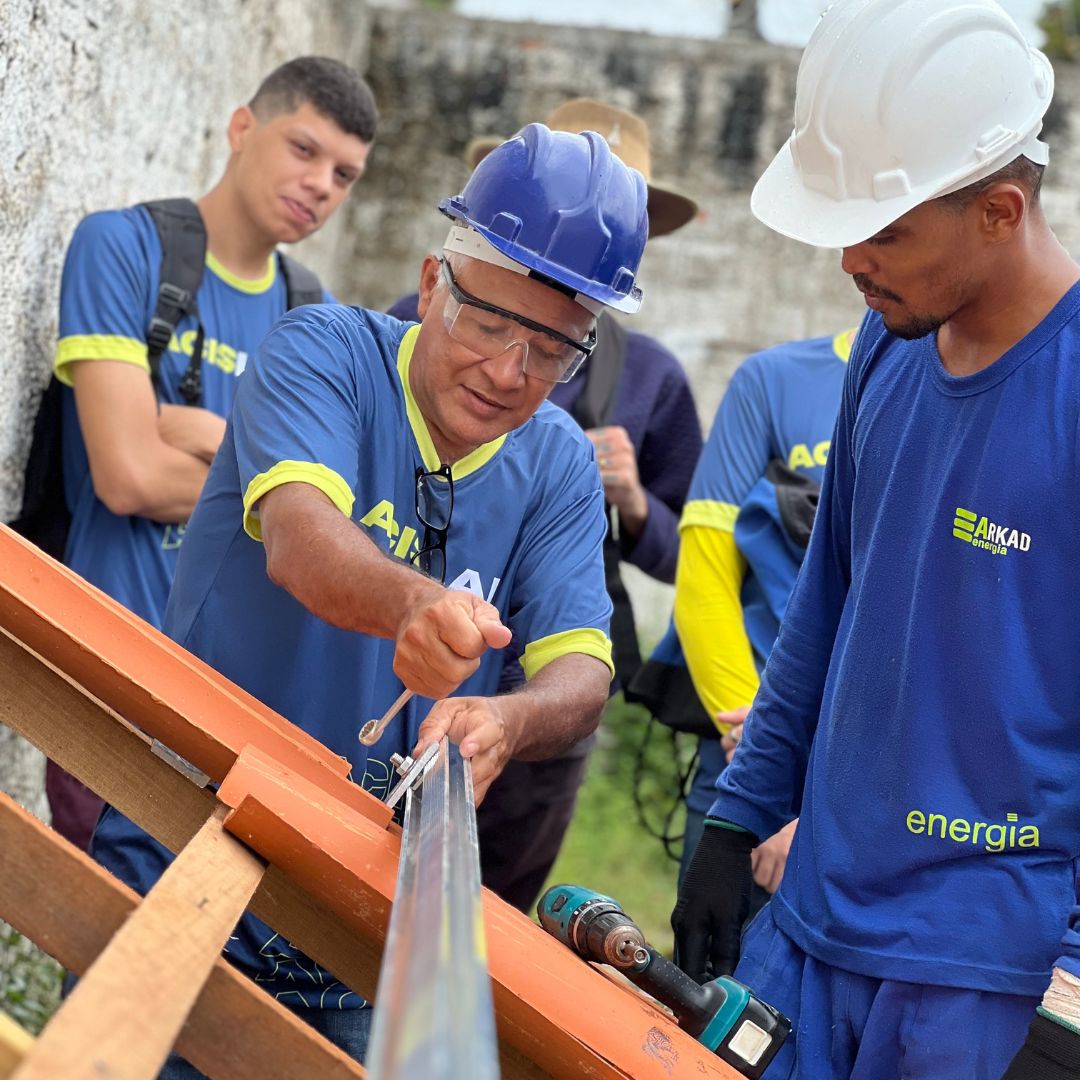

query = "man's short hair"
(250, 57), (378, 143)
(935, 155), (1045, 212)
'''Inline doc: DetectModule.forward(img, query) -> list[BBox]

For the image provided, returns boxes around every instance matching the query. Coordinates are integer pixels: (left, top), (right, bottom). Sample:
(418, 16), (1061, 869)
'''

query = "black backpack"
(8, 198), (323, 560)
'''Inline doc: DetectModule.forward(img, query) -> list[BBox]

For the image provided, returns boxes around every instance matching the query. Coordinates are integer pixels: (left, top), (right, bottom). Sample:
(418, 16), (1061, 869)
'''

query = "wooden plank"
(15, 806), (264, 1079)
(219, 750), (740, 1080)
(0, 1013), (32, 1079)
(0, 627), (386, 1004)
(0, 525), (389, 829)
(0, 792), (365, 1080)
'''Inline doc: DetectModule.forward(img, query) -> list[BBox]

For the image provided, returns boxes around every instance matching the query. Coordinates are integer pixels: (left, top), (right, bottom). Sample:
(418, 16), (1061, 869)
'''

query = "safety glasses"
(439, 259), (596, 384)
(410, 464), (453, 584)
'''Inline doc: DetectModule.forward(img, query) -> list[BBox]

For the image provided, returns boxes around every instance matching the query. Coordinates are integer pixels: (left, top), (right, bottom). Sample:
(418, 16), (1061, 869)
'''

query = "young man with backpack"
(41, 56), (377, 848)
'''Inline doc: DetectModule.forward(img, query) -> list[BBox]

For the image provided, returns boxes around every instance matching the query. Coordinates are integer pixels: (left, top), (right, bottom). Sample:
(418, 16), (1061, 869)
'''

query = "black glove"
(1002, 1012), (1080, 1080)
(671, 820), (756, 983)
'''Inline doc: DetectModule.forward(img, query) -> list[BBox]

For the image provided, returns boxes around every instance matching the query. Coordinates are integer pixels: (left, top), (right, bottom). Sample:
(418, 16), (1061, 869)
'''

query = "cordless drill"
(537, 885), (790, 1079)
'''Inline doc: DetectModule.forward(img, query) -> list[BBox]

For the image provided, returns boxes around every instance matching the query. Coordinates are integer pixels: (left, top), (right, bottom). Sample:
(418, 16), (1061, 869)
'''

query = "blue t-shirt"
(92, 305), (612, 1007)
(54, 206), (330, 629)
(683, 333), (849, 814)
(711, 292), (1080, 996)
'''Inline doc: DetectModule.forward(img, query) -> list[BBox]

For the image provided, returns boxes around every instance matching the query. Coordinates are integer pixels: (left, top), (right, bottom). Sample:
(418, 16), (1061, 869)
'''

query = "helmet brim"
(438, 205), (644, 314)
(751, 137), (927, 250)
(646, 183), (698, 238)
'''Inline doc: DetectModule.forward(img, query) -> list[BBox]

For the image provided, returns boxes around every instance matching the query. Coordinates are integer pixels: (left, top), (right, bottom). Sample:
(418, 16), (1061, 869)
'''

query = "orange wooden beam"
(218, 747), (740, 1080)
(0, 627), (386, 1020)
(0, 524), (742, 1080)
(0, 524), (388, 829)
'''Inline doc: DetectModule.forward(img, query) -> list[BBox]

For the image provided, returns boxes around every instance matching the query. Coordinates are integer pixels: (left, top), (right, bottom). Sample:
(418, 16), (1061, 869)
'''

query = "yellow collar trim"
(833, 327), (858, 363)
(206, 251), (277, 294)
(396, 326), (507, 479)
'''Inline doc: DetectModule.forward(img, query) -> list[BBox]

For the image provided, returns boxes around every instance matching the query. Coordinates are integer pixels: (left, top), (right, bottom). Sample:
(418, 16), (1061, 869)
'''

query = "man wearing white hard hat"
(673, 1), (1080, 1076)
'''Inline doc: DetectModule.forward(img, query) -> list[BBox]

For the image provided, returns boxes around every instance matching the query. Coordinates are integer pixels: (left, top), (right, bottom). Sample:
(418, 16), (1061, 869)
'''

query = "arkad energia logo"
(952, 506), (1031, 557)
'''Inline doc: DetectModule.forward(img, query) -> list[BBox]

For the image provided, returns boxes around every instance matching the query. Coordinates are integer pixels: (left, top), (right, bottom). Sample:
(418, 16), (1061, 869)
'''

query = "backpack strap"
(279, 253), (324, 310)
(569, 313), (641, 685)
(141, 198), (207, 406)
(570, 311), (627, 430)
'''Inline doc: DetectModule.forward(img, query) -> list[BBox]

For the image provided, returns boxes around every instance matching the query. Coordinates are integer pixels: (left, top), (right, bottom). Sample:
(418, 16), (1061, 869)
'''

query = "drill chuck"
(564, 895), (647, 969)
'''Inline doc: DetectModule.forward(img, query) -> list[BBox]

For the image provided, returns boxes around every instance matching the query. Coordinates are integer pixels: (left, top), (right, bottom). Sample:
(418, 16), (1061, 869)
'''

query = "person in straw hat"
(389, 98), (704, 913)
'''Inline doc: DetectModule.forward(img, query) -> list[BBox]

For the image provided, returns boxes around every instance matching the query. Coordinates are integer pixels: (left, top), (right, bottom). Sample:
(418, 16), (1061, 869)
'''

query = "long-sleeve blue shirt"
(712, 293), (1080, 996)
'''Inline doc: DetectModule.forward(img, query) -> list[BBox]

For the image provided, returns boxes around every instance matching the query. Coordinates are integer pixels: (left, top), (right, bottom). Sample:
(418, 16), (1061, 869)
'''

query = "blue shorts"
(735, 904), (1037, 1080)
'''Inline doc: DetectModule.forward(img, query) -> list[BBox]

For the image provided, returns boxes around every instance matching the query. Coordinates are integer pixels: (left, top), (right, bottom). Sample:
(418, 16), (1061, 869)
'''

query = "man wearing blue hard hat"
(87, 123), (649, 1075)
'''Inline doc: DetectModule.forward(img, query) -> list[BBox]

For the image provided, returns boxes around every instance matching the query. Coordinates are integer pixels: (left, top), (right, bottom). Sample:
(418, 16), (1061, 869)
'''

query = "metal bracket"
(149, 739), (211, 789)
(383, 743), (439, 812)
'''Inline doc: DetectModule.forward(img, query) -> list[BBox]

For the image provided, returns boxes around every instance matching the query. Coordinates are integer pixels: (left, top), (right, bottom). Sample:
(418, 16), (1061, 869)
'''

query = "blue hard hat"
(438, 123), (649, 314)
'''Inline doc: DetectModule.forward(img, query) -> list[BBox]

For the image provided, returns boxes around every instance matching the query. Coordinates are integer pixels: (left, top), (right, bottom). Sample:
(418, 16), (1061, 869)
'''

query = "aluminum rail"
(366, 738), (500, 1079)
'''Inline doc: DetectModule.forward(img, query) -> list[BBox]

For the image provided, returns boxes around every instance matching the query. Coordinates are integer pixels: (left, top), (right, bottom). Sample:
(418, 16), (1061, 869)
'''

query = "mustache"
(853, 274), (903, 304)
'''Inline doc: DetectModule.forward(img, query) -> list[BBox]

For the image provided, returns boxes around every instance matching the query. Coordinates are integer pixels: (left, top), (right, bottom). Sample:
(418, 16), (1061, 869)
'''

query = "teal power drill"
(537, 885), (790, 1079)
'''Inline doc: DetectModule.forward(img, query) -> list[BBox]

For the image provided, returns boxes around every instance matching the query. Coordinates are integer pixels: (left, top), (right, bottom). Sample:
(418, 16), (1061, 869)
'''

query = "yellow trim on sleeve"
(396, 324), (506, 478)
(206, 251), (276, 294)
(53, 335), (149, 386)
(674, 525), (759, 731)
(521, 628), (614, 682)
(833, 327), (858, 363)
(243, 460), (355, 541)
(679, 499), (740, 534)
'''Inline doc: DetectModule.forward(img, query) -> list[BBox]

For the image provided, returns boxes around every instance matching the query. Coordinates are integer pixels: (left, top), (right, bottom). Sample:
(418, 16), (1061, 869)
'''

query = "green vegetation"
(0, 923), (62, 1036)
(541, 694), (699, 951)
(1040, 1), (1080, 60)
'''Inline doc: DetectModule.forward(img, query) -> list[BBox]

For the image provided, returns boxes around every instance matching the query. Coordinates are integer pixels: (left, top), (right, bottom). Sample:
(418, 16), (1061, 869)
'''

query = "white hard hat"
(752, 0), (1055, 249)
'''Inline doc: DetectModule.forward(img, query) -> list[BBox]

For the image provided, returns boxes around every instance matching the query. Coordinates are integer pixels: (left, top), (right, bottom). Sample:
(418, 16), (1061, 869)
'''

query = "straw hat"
(462, 98), (698, 238)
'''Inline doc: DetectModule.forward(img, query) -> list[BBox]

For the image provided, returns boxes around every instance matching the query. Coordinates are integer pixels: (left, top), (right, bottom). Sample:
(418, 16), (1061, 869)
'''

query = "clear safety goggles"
(438, 259), (596, 384)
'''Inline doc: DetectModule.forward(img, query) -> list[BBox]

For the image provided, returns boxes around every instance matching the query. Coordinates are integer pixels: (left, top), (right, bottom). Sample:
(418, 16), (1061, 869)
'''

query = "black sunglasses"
(410, 464), (454, 584)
